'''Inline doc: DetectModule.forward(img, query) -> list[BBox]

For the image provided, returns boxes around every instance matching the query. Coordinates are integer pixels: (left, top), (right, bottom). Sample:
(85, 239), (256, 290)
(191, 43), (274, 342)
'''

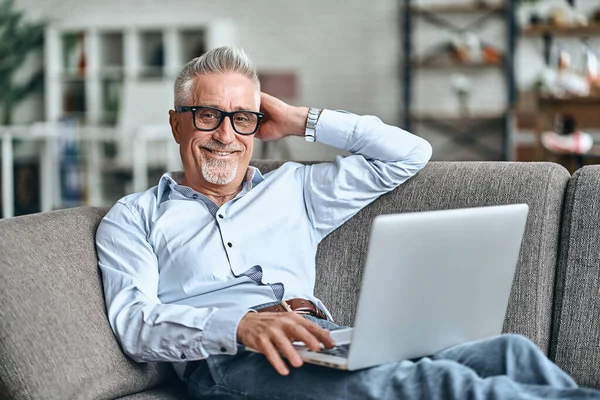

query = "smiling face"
(169, 72), (259, 194)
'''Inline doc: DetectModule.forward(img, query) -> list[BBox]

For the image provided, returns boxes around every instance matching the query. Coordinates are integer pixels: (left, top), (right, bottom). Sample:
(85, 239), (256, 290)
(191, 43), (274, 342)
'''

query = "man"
(96, 46), (600, 399)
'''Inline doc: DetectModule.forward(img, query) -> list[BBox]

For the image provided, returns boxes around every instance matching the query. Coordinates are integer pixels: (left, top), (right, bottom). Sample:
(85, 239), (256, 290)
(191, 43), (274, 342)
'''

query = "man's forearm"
(302, 110), (432, 240)
(108, 295), (251, 363)
(316, 110), (432, 168)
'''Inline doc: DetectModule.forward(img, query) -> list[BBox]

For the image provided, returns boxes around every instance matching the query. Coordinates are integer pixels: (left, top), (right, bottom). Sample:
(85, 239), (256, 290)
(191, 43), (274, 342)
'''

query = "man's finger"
(284, 323), (322, 352)
(300, 318), (336, 349)
(259, 339), (290, 376)
(271, 330), (304, 368)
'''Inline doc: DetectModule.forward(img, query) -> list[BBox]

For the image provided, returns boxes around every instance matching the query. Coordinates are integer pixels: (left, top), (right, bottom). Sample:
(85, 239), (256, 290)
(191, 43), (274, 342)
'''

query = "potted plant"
(0, 0), (45, 126)
(0, 0), (45, 217)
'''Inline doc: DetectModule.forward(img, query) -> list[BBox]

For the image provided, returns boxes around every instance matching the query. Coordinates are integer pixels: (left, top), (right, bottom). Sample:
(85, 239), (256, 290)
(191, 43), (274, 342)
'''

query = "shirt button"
(227, 242), (233, 248)
(192, 194), (198, 199)
(220, 347), (227, 353)
(218, 214), (224, 219)
(180, 353), (187, 360)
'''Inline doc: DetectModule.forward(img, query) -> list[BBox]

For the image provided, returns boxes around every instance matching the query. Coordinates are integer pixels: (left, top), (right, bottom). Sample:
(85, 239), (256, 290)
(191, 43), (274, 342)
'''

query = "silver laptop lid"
(347, 204), (529, 370)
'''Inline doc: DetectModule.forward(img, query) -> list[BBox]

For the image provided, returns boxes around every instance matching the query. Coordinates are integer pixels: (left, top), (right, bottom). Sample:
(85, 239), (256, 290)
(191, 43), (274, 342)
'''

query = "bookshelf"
(42, 22), (235, 208)
(44, 22), (235, 126)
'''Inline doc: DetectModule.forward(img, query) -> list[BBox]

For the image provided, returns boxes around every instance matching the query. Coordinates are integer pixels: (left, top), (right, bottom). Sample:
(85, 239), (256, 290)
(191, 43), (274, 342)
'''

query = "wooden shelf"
(412, 57), (502, 69)
(411, 112), (504, 123)
(409, 1), (505, 14)
(522, 24), (600, 37)
(537, 95), (600, 106)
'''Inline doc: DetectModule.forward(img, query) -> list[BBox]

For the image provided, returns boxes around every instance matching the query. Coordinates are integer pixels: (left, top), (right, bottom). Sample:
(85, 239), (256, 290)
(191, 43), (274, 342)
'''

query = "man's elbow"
(404, 137), (433, 172)
(414, 138), (433, 168)
(110, 303), (151, 363)
(115, 324), (157, 363)
(384, 138), (432, 187)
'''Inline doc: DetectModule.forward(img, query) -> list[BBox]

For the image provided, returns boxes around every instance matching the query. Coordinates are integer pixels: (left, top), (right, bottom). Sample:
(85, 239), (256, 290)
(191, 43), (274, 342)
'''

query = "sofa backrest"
(252, 160), (570, 355)
(551, 165), (600, 388)
(0, 207), (176, 400)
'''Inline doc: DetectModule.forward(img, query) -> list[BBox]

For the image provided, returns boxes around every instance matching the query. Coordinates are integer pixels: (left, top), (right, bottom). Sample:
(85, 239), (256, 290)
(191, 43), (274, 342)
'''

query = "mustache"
(201, 141), (243, 152)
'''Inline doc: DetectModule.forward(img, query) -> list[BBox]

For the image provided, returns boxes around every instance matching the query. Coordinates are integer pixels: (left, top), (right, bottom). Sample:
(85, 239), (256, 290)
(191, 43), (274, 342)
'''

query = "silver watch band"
(305, 108), (322, 142)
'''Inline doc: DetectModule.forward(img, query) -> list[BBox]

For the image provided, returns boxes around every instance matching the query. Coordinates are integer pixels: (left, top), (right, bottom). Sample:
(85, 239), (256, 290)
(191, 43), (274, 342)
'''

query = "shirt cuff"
(202, 308), (254, 355)
(315, 109), (360, 151)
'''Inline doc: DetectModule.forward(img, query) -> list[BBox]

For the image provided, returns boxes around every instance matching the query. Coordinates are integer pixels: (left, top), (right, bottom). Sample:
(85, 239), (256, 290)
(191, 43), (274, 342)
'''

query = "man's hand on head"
(255, 92), (309, 142)
(237, 311), (335, 376)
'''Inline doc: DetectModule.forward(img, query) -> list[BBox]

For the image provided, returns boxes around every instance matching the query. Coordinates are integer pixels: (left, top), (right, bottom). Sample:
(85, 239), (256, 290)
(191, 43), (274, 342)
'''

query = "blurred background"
(1, 0), (599, 217)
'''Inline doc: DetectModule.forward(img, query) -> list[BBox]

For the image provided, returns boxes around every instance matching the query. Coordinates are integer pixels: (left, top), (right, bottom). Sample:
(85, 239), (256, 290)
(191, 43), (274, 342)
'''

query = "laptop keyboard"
(312, 343), (350, 358)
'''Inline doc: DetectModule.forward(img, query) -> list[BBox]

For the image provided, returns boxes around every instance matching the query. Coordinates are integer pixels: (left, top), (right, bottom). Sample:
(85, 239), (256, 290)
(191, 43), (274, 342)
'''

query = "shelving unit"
(42, 21), (235, 209)
(411, 111), (507, 158)
(519, 0), (600, 66)
(518, 0), (600, 162)
(45, 22), (234, 126)
(402, 0), (517, 160)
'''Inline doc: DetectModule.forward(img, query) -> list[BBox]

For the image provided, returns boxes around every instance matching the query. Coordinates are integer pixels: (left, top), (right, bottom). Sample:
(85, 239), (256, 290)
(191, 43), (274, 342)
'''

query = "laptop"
(290, 204), (529, 370)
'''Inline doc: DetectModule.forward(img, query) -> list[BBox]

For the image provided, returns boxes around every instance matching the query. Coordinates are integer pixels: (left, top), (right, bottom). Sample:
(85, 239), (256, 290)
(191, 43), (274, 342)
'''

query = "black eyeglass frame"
(175, 106), (264, 135)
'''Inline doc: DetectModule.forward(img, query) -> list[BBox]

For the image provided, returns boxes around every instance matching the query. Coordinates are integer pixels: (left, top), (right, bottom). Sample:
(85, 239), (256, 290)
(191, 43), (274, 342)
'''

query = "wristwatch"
(304, 108), (322, 142)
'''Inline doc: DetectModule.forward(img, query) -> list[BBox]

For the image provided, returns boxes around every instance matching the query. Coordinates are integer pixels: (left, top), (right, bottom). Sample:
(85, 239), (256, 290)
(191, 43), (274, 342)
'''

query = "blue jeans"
(185, 316), (600, 399)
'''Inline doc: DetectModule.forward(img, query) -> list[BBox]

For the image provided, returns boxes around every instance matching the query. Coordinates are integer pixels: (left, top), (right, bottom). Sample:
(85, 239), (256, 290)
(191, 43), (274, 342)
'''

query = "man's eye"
(200, 112), (218, 119)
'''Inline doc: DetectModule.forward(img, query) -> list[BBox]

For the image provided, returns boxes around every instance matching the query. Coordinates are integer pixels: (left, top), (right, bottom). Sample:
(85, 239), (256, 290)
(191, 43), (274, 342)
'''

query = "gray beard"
(201, 158), (238, 185)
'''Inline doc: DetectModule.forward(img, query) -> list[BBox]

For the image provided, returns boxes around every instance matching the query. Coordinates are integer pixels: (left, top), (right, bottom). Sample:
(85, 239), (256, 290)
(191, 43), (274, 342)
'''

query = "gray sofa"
(1, 161), (600, 399)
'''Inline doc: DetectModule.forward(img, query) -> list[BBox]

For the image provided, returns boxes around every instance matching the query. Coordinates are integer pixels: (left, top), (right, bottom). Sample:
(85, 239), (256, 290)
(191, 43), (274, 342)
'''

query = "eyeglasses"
(175, 106), (264, 135)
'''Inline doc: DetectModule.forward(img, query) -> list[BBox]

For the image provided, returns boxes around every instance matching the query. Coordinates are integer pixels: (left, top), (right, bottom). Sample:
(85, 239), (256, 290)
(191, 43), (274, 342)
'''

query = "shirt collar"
(156, 166), (265, 204)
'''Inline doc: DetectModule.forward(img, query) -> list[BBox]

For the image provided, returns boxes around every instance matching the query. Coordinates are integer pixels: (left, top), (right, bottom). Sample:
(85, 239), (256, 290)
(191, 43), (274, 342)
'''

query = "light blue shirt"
(96, 109), (432, 379)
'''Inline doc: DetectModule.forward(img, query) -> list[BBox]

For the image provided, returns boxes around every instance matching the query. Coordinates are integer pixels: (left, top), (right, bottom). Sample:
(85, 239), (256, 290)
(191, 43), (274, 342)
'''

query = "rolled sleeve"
(303, 109), (432, 239)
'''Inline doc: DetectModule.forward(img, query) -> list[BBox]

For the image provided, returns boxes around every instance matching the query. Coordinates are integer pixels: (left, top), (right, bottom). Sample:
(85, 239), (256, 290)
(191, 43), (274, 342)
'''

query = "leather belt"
(257, 298), (327, 320)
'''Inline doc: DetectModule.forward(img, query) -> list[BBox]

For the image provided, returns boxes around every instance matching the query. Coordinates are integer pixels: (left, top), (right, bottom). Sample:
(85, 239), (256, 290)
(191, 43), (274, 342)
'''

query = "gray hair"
(174, 46), (260, 107)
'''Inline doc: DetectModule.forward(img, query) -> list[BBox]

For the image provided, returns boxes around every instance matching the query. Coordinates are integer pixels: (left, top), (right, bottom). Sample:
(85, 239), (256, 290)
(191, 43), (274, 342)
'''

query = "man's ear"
(169, 110), (181, 144)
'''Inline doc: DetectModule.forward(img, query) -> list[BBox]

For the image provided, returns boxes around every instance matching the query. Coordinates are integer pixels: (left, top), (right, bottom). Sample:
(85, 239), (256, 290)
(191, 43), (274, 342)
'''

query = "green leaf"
(6, 69), (44, 104)
(0, 0), (46, 118)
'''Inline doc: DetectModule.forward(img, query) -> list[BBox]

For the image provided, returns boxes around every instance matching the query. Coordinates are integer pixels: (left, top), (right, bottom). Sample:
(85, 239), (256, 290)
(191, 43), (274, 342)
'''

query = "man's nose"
(211, 116), (236, 145)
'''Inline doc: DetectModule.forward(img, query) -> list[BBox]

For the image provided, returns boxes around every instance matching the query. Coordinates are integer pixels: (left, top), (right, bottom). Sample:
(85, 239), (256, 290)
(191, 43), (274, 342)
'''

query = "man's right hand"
(237, 311), (336, 375)
(255, 92), (309, 142)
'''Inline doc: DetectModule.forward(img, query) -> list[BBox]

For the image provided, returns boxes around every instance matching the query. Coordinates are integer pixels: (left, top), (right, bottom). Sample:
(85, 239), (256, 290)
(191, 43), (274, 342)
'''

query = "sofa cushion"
(551, 165), (600, 388)
(0, 207), (177, 400)
(252, 161), (570, 355)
